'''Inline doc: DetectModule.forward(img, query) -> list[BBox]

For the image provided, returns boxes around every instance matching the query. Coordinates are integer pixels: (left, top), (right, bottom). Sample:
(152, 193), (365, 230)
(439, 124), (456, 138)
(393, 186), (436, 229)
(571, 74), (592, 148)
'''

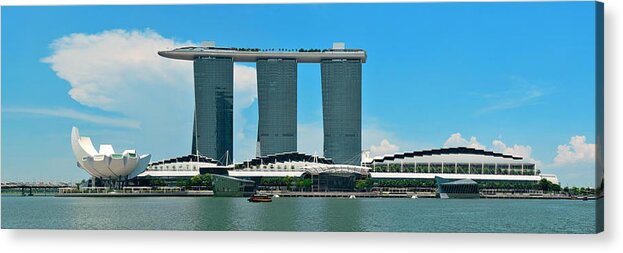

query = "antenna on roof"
(332, 42), (345, 50)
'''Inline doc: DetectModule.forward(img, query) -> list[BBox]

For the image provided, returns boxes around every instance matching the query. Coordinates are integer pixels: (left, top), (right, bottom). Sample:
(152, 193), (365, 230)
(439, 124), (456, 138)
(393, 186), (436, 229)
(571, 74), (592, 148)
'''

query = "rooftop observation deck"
(158, 45), (367, 63)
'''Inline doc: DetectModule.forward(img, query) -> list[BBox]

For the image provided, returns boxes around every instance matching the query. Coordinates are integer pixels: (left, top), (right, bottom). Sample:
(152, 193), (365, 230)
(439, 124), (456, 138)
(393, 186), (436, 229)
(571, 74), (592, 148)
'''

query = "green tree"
(302, 178), (312, 191)
(284, 176), (294, 191)
(190, 174), (213, 188)
(150, 178), (166, 187)
(355, 180), (367, 191)
(176, 179), (190, 188)
(551, 184), (561, 192)
(296, 179), (305, 191)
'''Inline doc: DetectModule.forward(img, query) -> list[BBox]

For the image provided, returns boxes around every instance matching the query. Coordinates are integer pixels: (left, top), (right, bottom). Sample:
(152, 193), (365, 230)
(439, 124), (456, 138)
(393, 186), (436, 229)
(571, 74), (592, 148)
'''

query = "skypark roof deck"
(158, 46), (367, 63)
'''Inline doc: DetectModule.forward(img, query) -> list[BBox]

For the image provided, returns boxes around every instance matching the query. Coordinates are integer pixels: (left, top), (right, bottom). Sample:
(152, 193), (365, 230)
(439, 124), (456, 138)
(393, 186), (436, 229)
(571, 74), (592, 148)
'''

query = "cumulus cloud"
(295, 121), (402, 159)
(369, 139), (400, 157)
(442, 133), (538, 163)
(41, 29), (259, 160)
(543, 135), (596, 187)
(42, 29), (194, 112)
(491, 139), (539, 164)
(553, 136), (595, 165)
(233, 64), (258, 109)
(361, 121), (406, 158)
(232, 63), (258, 149)
(443, 133), (486, 149)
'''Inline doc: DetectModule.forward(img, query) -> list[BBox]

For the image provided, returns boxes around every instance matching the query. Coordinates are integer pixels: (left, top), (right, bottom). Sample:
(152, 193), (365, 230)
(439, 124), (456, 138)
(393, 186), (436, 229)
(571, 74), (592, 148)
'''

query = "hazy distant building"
(256, 58), (297, 156)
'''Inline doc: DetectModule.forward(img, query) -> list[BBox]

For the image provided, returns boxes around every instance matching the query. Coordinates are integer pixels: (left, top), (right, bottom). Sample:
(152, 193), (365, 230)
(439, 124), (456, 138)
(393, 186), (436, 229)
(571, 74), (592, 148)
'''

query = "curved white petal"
(71, 127), (150, 179)
(109, 154), (127, 177)
(93, 154), (116, 178)
(99, 144), (115, 156)
(129, 154), (151, 179)
(71, 127), (105, 178)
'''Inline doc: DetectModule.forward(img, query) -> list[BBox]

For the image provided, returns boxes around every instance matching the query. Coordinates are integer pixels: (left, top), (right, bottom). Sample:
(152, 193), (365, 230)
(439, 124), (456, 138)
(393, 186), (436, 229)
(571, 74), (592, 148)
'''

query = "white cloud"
(42, 29), (194, 112)
(443, 133), (539, 164)
(297, 122), (324, 156)
(553, 136), (595, 165)
(369, 139), (400, 157)
(42, 29), (259, 161)
(491, 139), (539, 165)
(232, 63), (258, 152)
(443, 133), (485, 149)
(476, 76), (545, 115)
(295, 121), (403, 159)
(545, 135), (596, 187)
(362, 121), (406, 158)
(233, 64), (258, 109)
(3, 107), (140, 129)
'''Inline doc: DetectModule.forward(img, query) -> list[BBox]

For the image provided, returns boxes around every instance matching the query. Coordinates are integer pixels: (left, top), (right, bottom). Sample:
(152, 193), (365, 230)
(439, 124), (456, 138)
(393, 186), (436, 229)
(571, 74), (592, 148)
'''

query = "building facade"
(191, 57), (234, 165)
(70, 127), (151, 182)
(363, 147), (552, 183)
(321, 59), (362, 165)
(159, 43), (366, 165)
(256, 58), (298, 156)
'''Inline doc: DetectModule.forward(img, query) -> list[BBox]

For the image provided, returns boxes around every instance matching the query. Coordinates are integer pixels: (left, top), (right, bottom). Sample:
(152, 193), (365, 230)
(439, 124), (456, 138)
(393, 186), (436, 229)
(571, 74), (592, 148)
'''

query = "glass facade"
(212, 174), (256, 197)
(256, 59), (297, 156)
(366, 162), (536, 175)
(191, 57), (234, 165)
(321, 59), (362, 165)
(435, 177), (480, 199)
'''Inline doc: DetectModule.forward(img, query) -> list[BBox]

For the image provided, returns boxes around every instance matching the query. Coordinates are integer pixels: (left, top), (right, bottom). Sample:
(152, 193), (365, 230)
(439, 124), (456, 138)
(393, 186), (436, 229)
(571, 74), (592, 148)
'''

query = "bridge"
(1, 181), (76, 196)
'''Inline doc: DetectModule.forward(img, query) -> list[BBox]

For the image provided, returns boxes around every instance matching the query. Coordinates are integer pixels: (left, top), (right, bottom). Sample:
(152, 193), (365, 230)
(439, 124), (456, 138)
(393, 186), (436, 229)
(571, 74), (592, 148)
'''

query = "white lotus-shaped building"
(71, 127), (151, 179)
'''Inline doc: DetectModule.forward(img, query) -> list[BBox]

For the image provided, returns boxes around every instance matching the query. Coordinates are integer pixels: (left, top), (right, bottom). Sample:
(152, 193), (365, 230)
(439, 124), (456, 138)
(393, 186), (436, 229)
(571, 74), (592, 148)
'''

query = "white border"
(1, 0), (619, 253)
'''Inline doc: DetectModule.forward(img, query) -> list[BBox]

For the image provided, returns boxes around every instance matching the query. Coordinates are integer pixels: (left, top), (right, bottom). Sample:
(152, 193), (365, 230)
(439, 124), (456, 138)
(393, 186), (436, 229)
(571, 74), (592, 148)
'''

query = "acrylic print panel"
(0, 1), (604, 233)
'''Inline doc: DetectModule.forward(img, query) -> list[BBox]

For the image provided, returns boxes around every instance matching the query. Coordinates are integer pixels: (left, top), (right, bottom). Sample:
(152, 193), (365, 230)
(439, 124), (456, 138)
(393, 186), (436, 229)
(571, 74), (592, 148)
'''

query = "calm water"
(1, 196), (596, 233)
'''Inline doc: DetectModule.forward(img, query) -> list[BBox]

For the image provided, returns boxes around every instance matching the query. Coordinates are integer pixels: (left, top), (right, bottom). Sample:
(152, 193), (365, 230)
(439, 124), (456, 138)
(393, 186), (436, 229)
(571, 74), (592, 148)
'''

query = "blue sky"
(1, 2), (599, 186)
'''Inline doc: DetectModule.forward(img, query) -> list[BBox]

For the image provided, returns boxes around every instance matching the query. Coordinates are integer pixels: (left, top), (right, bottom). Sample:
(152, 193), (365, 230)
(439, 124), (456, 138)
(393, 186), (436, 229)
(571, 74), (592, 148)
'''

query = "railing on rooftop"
(172, 47), (365, 53)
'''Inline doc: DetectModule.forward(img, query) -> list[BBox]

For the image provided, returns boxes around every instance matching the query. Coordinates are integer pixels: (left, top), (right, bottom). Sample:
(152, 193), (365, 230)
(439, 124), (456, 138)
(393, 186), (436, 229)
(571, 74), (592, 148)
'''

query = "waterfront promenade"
(55, 187), (213, 197)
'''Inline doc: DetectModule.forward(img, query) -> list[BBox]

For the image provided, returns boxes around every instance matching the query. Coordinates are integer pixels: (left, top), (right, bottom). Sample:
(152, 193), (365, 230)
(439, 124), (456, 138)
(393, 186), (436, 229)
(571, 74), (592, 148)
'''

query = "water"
(1, 196), (597, 233)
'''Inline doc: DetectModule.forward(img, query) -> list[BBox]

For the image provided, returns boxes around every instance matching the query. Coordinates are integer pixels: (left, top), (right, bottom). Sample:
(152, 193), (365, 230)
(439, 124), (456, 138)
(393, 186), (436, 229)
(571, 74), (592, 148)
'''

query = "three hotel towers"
(159, 42), (366, 165)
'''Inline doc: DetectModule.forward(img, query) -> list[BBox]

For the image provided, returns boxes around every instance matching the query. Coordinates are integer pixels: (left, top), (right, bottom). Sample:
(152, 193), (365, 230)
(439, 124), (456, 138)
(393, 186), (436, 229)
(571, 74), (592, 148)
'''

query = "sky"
(1, 2), (599, 186)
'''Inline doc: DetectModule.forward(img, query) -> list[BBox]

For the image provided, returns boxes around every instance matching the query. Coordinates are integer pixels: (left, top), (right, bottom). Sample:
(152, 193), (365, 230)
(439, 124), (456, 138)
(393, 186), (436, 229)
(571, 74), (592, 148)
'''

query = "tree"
(302, 178), (312, 191)
(176, 179), (190, 188)
(551, 184), (561, 192)
(284, 176), (294, 191)
(355, 180), (367, 191)
(296, 179), (305, 191)
(190, 175), (203, 186)
(189, 174), (213, 188)
(538, 178), (552, 191)
(150, 178), (166, 187)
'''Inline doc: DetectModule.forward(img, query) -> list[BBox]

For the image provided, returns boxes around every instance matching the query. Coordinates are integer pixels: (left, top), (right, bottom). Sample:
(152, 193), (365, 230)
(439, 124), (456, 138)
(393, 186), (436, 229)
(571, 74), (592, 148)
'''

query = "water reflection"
(1, 196), (597, 233)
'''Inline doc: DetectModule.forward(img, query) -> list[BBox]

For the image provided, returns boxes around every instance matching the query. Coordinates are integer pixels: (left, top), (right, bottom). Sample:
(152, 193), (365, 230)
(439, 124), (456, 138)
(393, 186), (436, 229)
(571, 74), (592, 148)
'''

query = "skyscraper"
(159, 42), (365, 165)
(191, 57), (233, 165)
(321, 59), (362, 165)
(256, 58), (297, 156)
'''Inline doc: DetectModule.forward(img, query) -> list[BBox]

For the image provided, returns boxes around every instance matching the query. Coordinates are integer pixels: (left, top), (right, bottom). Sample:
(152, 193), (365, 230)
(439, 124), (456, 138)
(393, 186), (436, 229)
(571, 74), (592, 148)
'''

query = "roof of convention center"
(365, 147), (524, 164)
(239, 151), (334, 167)
(148, 154), (219, 166)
